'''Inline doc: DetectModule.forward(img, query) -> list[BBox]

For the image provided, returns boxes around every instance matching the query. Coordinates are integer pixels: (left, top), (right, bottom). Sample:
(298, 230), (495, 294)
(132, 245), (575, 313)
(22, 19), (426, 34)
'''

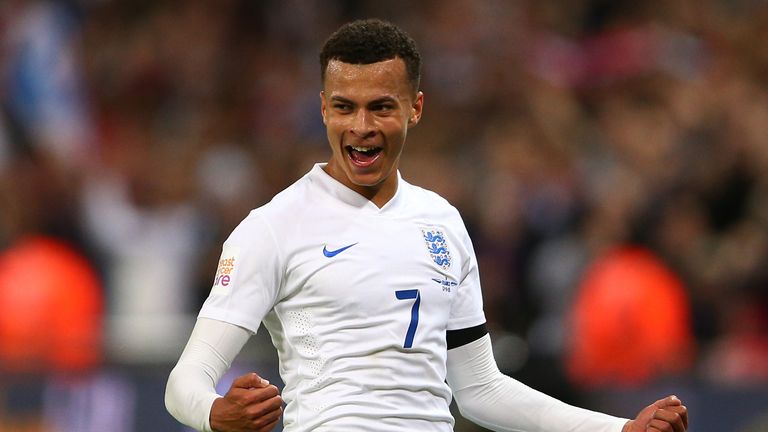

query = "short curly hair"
(319, 19), (421, 94)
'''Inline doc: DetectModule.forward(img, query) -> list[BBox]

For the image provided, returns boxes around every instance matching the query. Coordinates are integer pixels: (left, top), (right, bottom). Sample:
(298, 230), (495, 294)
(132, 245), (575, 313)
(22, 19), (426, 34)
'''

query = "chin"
(343, 163), (384, 182)
(349, 173), (384, 188)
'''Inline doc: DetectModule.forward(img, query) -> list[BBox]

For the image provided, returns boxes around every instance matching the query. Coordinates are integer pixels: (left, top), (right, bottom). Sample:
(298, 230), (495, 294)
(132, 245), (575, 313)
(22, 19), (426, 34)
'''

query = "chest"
(277, 215), (462, 341)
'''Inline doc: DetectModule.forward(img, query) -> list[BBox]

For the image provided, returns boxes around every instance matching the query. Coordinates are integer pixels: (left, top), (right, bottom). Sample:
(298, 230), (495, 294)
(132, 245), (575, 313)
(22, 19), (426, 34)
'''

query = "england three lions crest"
(422, 228), (452, 270)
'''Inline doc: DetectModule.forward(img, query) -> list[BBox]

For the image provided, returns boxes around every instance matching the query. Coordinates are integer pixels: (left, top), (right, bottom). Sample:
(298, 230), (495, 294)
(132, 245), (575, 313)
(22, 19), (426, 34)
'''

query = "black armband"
(446, 322), (488, 350)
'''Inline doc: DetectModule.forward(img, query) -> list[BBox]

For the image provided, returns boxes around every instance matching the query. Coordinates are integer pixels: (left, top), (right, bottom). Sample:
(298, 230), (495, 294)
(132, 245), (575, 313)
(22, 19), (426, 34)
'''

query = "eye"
(371, 103), (394, 113)
(332, 103), (352, 112)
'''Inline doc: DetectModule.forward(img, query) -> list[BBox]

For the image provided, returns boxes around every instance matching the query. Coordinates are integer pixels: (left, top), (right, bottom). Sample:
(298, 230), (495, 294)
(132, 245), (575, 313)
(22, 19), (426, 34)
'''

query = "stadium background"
(1, 0), (767, 430)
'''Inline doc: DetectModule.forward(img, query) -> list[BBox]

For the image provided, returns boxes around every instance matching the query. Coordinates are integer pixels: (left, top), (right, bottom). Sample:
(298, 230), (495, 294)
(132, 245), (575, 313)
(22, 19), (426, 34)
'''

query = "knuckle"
(250, 400), (280, 418)
(253, 413), (276, 428)
(241, 392), (260, 405)
(227, 389), (248, 403)
(251, 406), (282, 428)
(264, 398), (282, 412)
(246, 406), (266, 419)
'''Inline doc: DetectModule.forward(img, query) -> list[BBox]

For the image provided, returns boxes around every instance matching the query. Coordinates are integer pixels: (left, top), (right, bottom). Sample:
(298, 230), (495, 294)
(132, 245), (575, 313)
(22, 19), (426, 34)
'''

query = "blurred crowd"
(1, 0), (768, 431)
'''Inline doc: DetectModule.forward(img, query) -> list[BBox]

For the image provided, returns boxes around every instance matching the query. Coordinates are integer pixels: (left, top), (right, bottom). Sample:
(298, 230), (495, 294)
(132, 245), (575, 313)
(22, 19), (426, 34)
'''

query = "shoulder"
(264, 172), (315, 214)
(402, 179), (464, 224)
(401, 180), (476, 257)
(226, 173), (315, 245)
(251, 171), (319, 220)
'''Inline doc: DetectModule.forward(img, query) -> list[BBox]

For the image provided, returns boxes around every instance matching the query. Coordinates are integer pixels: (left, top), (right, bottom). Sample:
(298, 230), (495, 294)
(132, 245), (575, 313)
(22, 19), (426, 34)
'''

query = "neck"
(360, 178), (397, 208)
(321, 164), (398, 208)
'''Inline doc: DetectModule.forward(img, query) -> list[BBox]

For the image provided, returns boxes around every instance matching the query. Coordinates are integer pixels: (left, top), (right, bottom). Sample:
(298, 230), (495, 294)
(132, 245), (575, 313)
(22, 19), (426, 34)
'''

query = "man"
(166, 19), (689, 432)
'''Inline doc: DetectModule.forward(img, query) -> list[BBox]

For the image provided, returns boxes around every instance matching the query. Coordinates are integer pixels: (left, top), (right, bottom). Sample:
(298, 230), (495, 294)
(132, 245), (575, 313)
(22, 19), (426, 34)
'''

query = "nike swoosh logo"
(323, 242), (358, 258)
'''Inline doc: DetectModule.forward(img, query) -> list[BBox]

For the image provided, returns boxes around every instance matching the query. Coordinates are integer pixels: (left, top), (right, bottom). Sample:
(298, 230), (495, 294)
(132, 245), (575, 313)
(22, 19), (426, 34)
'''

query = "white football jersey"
(199, 164), (486, 431)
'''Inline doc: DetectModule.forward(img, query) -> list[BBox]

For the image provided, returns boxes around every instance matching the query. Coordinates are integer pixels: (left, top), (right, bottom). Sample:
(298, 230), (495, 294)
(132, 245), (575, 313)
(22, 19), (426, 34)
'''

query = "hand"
(210, 372), (283, 432)
(623, 395), (688, 432)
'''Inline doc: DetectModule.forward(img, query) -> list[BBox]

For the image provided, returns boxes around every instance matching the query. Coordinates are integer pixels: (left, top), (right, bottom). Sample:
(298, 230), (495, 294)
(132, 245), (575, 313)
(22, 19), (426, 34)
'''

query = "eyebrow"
(329, 96), (353, 104)
(329, 95), (399, 105)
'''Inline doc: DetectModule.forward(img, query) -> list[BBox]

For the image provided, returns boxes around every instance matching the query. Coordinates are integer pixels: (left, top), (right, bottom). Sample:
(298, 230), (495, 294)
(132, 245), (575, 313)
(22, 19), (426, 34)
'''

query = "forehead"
(323, 58), (412, 101)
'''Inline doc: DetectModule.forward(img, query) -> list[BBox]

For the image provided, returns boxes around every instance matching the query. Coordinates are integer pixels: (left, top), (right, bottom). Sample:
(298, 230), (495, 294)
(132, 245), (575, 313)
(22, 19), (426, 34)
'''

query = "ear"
(320, 91), (328, 125)
(408, 91), (424, 127)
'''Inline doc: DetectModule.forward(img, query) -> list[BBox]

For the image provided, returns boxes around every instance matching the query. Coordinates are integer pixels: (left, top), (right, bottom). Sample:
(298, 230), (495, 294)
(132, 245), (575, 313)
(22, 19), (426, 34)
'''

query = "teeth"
(350, 146), (377, 152)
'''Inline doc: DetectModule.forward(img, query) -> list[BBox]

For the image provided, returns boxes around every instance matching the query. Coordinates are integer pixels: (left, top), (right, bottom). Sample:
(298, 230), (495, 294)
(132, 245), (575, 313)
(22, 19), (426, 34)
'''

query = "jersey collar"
(309, 163), (405, 213)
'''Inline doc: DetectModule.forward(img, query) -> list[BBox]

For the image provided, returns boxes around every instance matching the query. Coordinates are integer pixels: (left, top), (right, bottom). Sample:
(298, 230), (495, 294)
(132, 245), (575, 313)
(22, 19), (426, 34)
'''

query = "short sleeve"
(447, 215), (486, 331)
(198, 211), (283, 334)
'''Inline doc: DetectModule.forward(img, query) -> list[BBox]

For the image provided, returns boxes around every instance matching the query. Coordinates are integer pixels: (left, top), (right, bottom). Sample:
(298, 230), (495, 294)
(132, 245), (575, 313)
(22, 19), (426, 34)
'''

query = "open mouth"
(346, 145), (383, 167)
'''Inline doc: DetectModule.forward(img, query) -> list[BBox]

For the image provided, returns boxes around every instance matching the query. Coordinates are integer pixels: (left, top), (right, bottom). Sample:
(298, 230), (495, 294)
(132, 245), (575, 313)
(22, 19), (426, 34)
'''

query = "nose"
(350, 109), (375, 138)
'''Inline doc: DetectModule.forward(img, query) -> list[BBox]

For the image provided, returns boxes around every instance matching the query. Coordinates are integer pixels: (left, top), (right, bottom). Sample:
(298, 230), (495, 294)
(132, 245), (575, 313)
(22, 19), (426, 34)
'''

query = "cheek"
(381, 119), (409, 140)
(326, 123), (346, 150)
(325, 119), (344, 137)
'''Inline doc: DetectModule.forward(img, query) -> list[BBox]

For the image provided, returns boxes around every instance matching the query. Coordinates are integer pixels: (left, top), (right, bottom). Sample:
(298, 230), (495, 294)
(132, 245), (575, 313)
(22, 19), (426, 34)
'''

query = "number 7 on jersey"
(395, 289), (420, 348)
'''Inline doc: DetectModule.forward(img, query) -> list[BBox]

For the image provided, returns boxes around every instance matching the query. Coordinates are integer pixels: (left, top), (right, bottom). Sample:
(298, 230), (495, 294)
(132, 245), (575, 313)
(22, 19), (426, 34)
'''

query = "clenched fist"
(623, 395), (688, 432)
(210, 373), (284, 432)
